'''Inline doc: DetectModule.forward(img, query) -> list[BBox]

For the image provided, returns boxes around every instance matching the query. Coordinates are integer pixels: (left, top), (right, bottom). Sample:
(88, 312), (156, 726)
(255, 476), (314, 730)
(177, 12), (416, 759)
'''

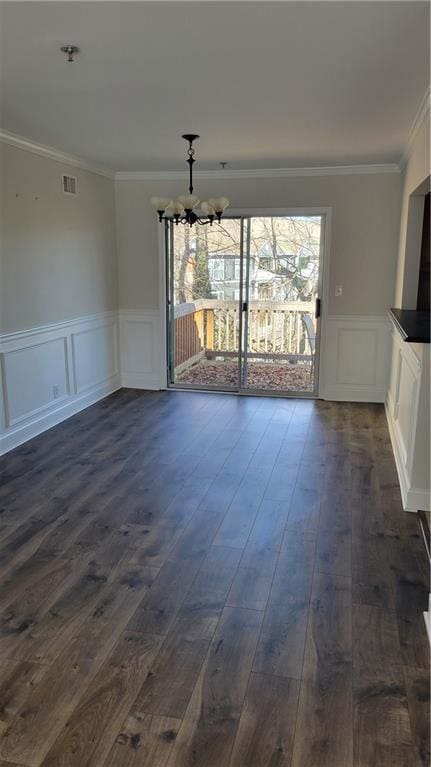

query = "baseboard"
(321, 385), (387, 403)
(424, 612), (431, 644)
(0, 375), (121, 455)
(406, 486), (431, 513)
(121, 372), (165, 390)
(424, 593), (431, 646)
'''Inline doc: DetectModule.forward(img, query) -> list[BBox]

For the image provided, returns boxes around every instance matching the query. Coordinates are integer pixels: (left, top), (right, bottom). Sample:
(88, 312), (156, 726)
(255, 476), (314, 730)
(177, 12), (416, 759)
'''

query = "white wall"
(0, 139), (408, 453)
(385, 107), (430, 512)
(116, 173), (401, 316)
(0, 142), (120, 453)
(395, 112), (430, 308)
(116, 171), (400, 397)
(1, 143), (118, 332)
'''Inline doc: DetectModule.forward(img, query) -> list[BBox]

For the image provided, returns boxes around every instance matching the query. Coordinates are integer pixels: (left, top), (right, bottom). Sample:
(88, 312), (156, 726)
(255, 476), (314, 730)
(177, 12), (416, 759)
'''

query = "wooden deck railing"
(173, 299), (315, 371)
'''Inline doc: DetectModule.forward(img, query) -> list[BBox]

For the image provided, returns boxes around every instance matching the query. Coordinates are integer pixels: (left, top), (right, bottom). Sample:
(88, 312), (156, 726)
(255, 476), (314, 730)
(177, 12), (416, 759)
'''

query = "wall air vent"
(62, 174), (77, 195)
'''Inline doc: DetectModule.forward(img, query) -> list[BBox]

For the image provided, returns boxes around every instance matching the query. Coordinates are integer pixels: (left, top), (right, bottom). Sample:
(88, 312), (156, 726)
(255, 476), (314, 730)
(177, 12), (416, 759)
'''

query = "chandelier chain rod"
(186, 138), (195, 195)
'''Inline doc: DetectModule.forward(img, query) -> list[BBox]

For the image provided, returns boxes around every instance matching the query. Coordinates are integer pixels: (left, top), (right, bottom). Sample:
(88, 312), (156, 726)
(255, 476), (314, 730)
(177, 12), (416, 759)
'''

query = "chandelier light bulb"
(177, 194), (200, 210)
(213, 197), (230, 213)
(200, 201), (215, 216)
(166, 200), (185, 215)
(150, 197), (171, 212)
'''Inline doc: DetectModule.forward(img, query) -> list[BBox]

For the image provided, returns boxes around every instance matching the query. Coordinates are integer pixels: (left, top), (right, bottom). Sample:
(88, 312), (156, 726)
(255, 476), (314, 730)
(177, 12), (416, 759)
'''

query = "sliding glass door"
(166, 213), (324, 395)
(166, 217), (244, 390)
(241, 215), (322, 393)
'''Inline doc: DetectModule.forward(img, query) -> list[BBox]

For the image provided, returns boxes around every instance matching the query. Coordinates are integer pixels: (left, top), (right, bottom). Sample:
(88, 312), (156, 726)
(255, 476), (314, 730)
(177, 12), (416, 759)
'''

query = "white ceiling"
(1, 1), (429, 171)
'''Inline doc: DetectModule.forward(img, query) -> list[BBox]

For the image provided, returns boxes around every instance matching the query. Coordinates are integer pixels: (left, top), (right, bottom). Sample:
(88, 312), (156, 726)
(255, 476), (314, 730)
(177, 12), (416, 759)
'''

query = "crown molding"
(0, 130), (115, 179)
(0, 129), (401, 181)
(115, 163), (400, 182)
(399, 88), (431, 170)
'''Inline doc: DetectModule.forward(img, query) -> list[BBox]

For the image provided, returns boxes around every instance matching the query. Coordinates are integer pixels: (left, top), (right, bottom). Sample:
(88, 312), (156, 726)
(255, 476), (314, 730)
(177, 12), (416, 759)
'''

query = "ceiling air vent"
(62, 174), (77, 195)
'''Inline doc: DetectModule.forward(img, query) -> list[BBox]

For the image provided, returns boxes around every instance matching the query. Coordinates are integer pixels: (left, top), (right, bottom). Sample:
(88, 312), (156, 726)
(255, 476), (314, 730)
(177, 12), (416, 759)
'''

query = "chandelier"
(151, 134), (230, 226)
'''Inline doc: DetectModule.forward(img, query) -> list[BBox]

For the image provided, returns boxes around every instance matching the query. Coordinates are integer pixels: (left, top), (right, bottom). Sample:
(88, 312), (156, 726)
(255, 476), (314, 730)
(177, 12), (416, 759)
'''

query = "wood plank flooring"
(0, 388), (428, 766)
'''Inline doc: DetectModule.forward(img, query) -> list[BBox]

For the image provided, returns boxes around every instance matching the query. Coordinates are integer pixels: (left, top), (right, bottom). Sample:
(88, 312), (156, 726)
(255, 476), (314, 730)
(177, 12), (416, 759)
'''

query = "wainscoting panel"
(320, 315), (391, 402)
(71, 321), (118, 395)
(3, 336), (69, 426)
(1, 310), (409, 457)
(119, 310), (165, 390)
(385, 330), (429, 512)
(0, 313), (121, 455)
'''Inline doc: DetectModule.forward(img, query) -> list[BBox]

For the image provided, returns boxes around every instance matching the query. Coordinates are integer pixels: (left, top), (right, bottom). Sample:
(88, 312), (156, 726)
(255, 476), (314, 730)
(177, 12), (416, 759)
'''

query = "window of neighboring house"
(209, 259), (224, 280)
(225, 259), (235, 280)
(259, 256), (273, 270)
(258, 240), (275, 270)
(258, 283), (272, 299)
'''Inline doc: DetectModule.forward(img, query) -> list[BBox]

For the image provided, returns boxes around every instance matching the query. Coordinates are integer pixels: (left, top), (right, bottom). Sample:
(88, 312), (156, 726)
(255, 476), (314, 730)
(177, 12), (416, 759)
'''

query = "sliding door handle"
(315, 298), (321, 318)
(242, 302), (248, 312)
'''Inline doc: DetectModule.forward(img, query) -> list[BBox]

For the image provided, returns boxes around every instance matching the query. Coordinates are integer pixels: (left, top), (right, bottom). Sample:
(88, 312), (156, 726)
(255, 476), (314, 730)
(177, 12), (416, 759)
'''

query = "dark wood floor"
(0, 389), (428, 767)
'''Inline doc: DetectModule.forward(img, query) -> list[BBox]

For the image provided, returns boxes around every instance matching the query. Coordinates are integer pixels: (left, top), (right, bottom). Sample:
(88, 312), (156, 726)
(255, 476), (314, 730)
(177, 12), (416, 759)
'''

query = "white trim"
(159, 206), (332, 396)
(4, 90), (429, 181)
(225, 206), (332, 218)
(385, 397), (430, 513)
(0, 311), (118, 345)
(424, 595), (431, 646)
(0, 379), (120, 456)
(0, 129), (401, 181)
(316, 209), (332, 398)
(424, 612), (431, 645)
(115, 164), (400, 182)
(158, 225), (168, 389)
(385, 331), (429, 513)
(399, 87), (431, 170)
(0, 311), (121, 455)
(320, 315), (392, 402)
(0, 130), (114, 179)
(324, 314), (393, 324)
(119, 310), (165, 390)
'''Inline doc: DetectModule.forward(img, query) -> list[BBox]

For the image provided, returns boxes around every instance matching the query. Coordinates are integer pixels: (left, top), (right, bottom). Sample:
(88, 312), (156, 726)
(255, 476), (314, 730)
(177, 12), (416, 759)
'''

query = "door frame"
(158, 206), (332, 398)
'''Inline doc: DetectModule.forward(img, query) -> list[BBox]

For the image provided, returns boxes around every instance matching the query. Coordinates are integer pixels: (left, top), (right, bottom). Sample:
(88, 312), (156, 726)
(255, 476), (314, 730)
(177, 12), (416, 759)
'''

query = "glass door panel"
(166, 214), (323, 396)
(167, 218), (244, 390)
(241, 215), (323, 394)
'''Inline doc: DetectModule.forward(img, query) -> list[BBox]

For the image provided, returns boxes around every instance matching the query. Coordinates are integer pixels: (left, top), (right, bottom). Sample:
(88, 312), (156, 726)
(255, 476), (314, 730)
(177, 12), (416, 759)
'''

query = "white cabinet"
(386, 330), (430, 511)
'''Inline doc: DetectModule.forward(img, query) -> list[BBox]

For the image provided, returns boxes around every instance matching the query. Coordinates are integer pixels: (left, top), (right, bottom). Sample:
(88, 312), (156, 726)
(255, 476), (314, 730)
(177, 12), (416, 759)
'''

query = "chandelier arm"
(159, 214), (218, 227)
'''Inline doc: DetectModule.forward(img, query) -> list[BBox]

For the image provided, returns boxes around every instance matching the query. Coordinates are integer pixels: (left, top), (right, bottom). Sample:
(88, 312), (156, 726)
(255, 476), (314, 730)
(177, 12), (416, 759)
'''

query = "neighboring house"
(207, 251), (317, 301)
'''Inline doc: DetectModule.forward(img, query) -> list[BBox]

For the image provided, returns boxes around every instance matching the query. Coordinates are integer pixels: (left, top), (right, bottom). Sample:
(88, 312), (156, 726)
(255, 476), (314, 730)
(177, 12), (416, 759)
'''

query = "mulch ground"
(176, 359), (314, 392)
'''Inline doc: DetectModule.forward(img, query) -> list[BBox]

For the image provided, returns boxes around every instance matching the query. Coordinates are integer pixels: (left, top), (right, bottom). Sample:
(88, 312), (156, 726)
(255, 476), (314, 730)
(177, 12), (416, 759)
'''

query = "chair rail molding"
(0, 311), (121, 455)
(319, 314), (392, 402)
(1, 309), (397, 455)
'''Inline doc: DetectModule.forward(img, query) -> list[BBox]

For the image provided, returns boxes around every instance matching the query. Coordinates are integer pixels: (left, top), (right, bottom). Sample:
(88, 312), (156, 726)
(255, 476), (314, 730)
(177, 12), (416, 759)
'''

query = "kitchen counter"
(388, 308), (430, 343)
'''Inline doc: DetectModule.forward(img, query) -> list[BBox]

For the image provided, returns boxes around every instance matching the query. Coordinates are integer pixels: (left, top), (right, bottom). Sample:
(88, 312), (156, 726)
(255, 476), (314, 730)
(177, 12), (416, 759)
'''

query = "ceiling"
(1, 1), (429, 171)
